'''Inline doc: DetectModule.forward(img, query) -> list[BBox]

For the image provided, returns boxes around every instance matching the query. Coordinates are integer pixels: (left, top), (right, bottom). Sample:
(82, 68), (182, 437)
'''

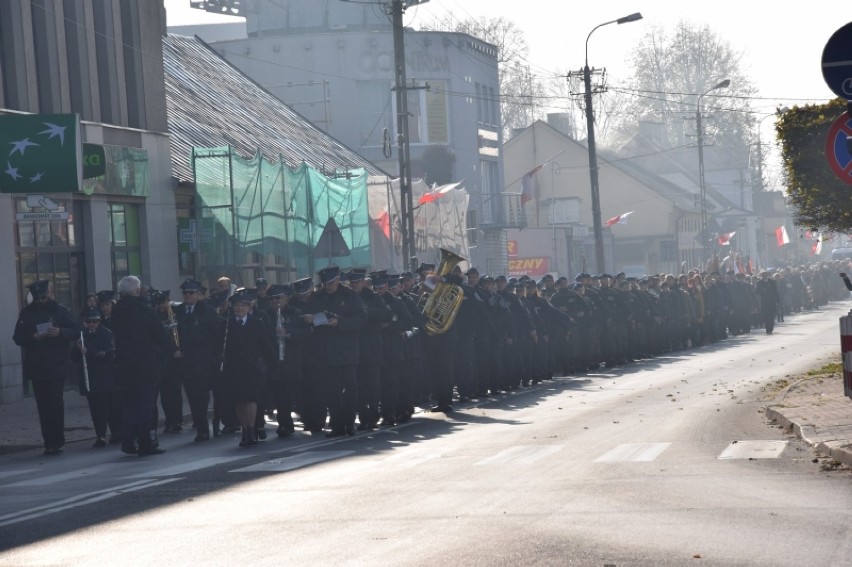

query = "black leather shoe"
(257, 428), (267, 441)
(138, 446), (166, 456)
(356, 423), (372, 432)
(93, 437), (107, 448)
(325, 429), (346, 438)
(345, 425), (356, 436)
(121, 442), (139, 455)
(276, 427), (294, 438)
(43, 446), (63, 456)
(194, 433), (210, 442)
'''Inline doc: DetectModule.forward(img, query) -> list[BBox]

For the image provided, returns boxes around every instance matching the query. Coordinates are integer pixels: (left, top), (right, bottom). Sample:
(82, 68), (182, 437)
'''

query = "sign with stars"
(0, 113), (82, 194)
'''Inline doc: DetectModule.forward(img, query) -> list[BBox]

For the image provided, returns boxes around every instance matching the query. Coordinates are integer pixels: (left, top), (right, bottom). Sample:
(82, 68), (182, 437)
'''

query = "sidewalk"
(764, 370), (852, 469)
(0, 389), (96, 455)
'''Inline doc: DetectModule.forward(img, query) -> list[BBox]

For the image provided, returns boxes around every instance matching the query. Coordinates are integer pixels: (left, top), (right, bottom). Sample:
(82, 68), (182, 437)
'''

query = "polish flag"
(718, 231), (736, 246)
(605, 211), (634, 227)
(520, 164), (544, 205)
(775, 226), (790, 247)
(812, 238), (823, 256)
(418, 181), (461, 205)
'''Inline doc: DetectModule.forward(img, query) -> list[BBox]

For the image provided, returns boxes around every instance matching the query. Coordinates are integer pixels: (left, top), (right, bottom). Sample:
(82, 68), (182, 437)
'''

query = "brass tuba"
(421, 248), (466, 335)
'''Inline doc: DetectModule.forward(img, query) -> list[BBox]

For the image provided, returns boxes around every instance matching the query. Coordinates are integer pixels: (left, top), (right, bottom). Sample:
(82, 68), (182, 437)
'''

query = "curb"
(764, 405), (852, 469)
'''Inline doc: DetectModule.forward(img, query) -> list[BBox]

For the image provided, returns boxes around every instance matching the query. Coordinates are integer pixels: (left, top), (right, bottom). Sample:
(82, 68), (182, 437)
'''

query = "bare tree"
(611, 22), (757, 152)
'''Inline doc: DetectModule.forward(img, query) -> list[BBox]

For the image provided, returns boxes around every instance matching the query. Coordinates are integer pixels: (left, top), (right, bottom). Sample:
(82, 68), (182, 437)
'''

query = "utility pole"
(390, 0), (429, 271)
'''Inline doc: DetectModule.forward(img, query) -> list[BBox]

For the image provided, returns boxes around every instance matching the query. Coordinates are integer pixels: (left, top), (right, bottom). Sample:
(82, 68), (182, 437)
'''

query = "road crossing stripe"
(594, 443), (671, 463)
(0, 478), (179, 527)
(475, 445), (564, 466)
(718, 440), (788, 459)
(229, 450), (354, 473)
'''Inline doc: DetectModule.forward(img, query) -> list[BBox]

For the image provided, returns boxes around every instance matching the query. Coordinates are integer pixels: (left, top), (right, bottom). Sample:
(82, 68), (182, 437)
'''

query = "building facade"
(186, 0), (518, 273)
(0, 0), (177, 403)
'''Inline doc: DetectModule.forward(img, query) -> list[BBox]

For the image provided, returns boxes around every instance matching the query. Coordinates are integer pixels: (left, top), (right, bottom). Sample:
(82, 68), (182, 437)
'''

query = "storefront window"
(14, 198), (85, 313)
(108, 202), (142, 287)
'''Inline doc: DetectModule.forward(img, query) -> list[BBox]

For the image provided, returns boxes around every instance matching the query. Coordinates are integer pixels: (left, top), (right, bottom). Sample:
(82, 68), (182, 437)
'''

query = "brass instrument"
(421, 248), (466, 335)
(166, 303), (180, 349)
(276, 306), (286, 361)
(79, 331), (90, 394)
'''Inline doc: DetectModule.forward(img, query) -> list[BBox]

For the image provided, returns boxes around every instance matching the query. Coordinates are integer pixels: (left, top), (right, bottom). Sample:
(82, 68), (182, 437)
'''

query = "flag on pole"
(520, 164), (544, 205)
(718, 231), (736, 246)
(812, 237), (823, 256)
(605, 211), (634, 227)
(775, 226), (790, 246)
(375, 210), (390, 239)
(418, 181), (461, 205)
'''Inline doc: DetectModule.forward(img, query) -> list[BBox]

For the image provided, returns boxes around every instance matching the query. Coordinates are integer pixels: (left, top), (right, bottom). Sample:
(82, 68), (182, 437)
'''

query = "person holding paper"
(13, 280), (79, 455)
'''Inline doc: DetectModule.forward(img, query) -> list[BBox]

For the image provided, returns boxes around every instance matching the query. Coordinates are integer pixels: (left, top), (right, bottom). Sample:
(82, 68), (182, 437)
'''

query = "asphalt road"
(2, 304), (851, 566)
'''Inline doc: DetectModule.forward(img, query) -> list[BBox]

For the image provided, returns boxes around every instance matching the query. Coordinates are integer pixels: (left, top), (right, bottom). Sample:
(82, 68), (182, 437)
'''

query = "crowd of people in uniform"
(12, 256), (851, 456)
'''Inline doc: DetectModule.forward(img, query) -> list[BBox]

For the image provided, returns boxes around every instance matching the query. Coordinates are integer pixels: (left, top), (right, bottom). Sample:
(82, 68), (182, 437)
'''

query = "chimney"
(547, 113), (574, 139)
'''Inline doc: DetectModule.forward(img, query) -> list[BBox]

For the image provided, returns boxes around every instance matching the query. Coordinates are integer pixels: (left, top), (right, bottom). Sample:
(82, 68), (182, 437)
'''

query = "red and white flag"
(775, 226), (790, 247)
(605, 211), (634, 227)
(718, 231), (736, 246)
(418, 181), (461, 205)
(812, 237), (824, 256)
(520, 164), (544, 205)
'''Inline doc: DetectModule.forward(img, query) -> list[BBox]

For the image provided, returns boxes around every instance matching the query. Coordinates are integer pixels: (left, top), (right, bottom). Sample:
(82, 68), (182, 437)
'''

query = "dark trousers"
(357, 363), (382, 427)
(32, 378), (65, 449)
(453, 334), (475, 398)
(425, 333), (455, 407)
(184, 377), (211, 435)
(160, 363), (184, 428)
(121, 378), (160, 449)
(212, 375), (237, 429)
(267, 377), (295, 431)
(324, 365), (358, 433)
(86, 390), (122, 439)
(300, 366), (326, 431)
(380, 363), (401, 421)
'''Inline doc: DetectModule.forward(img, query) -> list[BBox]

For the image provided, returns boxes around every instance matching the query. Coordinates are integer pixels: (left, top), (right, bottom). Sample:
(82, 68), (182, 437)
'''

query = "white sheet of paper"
(312, 312), (329, 326)
(36, 323), (52, 336)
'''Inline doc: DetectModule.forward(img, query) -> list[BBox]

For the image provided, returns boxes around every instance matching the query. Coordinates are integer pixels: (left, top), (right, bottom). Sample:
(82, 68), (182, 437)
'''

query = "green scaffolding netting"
(192, 146), (371, 280)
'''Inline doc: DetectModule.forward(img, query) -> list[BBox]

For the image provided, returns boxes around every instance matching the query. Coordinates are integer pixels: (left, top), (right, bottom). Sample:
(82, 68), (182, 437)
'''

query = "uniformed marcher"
(303, 266), (368, 437)
(13, 280), (79, 455)
(220, 289), (275, 446)
(111, 276), (170, 456)
(151, 290), (182, 435)
(291, 277), (325, 434)
(72, 307), (121, 447)
(96, 290), (115, 330)
(350, 269), (394, 430)
(175, 278), (222, 441)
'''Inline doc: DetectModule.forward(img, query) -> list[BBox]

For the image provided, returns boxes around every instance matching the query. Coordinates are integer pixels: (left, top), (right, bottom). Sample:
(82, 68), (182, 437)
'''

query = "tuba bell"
(420, 248), (466, 335)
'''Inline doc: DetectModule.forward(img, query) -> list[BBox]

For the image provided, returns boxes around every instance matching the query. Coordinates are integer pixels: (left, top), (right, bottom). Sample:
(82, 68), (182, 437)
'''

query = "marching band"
(13, 253), (852, 456)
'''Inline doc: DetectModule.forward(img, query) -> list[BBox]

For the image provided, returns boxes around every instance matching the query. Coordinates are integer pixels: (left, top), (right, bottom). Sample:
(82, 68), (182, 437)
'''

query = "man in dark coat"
(304, 266), (368, 437)
(175, 278), (222, 441)
(72, 307), (121, 447)
(13, 280), (79, 455)
(755, 271), (780, 335)
(112, 275), (171, 456)
(349, 269), (394, 430)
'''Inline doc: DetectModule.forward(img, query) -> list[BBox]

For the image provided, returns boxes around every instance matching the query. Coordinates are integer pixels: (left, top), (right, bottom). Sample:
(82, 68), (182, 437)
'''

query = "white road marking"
(4, 463), (115, 487)
(594, 443), (672, 463)
(125, 456), (245, 478)
(0, 478), (180, 527)
(229, 450), (354, 473)
(475, 445), (564, 466)
(383, 450), (443, 468)
(0, 469), (37, 480)
(718, 440), (788, 459)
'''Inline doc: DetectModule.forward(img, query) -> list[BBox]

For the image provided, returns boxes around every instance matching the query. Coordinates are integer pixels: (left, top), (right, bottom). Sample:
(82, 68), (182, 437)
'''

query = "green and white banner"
(0, 113), (82, 194)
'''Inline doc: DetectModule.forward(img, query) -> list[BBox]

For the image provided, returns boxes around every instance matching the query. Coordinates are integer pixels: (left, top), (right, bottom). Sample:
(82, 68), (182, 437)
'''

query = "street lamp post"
(696, 78), (730, 265)
(583, 12), (642, 274)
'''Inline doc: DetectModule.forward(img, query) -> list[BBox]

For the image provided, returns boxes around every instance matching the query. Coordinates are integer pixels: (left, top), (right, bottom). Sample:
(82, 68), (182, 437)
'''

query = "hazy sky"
(164, 1), (844, 179)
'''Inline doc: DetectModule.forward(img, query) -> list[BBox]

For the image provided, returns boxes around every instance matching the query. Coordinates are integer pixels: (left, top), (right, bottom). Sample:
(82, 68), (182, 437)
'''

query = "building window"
(15, 198), (86, 313)
(394, 81), (448, 145)
(109, 203), (142, 288)
(660, 240), (678, 262)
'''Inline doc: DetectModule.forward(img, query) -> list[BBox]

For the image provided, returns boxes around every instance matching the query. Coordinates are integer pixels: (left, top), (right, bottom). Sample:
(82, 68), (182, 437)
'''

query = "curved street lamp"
(696, 78), (731, 264)
(583, 12), (643, 274)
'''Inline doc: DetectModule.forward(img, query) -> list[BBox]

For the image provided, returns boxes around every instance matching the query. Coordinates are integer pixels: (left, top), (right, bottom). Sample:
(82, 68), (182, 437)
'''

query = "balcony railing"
(480, 192), (527, 230)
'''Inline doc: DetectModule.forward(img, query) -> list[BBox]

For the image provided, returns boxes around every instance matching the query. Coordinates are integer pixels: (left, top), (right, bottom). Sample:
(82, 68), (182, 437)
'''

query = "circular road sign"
(825, 111), (852, 185)
(822, 22), (852, 99)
